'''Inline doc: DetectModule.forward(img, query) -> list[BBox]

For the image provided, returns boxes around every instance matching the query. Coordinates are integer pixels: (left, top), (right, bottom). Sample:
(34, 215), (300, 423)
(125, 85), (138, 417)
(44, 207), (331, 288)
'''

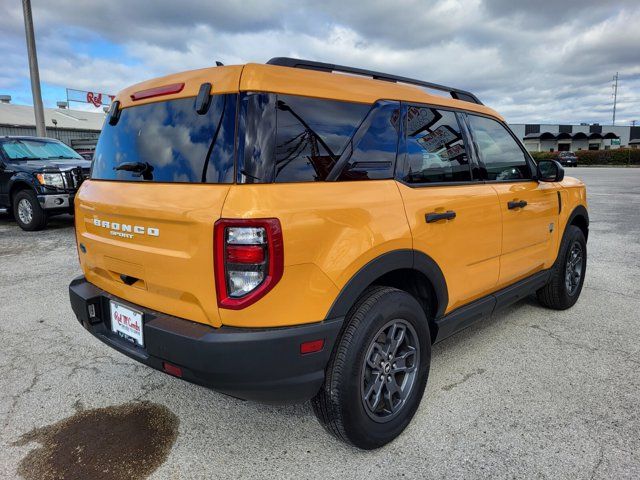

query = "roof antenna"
(215, 61), (224, 66)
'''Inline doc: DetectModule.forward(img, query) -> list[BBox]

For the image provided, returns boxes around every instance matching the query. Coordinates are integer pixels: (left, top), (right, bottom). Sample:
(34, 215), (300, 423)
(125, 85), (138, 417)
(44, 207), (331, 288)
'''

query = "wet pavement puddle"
(13, 401), (179, 480)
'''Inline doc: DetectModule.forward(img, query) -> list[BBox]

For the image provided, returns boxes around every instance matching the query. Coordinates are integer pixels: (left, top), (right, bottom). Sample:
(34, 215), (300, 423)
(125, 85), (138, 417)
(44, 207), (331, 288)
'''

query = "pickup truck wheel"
(537, 225), (586, 309)
(311, 286), (431, 449)
(13, 190), (47, 231)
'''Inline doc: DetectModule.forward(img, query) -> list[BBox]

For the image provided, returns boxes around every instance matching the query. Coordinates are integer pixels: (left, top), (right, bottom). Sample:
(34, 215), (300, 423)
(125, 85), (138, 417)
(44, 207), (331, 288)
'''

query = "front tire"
(537, 225), (586, 309)
(312, 286), (431, 449)
(13, 190), (47, 231)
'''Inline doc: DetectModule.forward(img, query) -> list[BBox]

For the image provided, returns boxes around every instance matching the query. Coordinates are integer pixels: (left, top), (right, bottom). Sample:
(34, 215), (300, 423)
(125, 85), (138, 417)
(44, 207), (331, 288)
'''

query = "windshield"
(1, 139), (83, 160)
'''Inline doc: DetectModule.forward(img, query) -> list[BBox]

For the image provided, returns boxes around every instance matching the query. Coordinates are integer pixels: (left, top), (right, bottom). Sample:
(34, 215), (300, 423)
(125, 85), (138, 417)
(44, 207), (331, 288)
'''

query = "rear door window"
(399, 105), (471, 184)
(92, 94), (236, 183)
(466, 114), (532, 181)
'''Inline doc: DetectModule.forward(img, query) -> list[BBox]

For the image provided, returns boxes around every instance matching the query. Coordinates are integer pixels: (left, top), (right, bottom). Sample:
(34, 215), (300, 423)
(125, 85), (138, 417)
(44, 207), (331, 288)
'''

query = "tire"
(537, 225), (586, 309)
(312, 286), (431, 449)
(13, 190), (47, 231)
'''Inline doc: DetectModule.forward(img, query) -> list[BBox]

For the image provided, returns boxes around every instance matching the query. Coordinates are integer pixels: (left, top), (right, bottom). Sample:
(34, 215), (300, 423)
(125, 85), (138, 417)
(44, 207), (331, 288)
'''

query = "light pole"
(612, 72), (619, 126)
(22, 0), (46, 137)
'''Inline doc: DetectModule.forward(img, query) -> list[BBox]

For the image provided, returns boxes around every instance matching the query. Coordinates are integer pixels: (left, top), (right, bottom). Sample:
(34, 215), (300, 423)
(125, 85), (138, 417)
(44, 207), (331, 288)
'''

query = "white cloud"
(1, 0), (638, 124)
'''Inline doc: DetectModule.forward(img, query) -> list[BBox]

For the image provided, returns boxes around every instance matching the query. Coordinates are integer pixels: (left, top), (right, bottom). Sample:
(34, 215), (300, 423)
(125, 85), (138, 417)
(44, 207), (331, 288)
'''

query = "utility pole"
(22, 0), (46, 137)
(612, 72), (619, 126)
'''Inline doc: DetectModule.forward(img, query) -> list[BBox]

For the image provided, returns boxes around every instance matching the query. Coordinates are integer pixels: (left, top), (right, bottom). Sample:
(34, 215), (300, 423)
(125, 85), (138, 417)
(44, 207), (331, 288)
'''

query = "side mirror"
(537, 159), (564, 182)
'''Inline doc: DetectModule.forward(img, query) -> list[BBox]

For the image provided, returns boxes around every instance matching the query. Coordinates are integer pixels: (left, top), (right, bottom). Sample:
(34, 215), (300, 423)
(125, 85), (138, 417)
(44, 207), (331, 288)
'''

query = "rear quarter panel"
(219, 180), (412, 327)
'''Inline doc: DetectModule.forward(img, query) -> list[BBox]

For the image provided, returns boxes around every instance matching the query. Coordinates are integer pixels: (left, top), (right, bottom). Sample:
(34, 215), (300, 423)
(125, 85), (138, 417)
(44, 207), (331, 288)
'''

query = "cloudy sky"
(1, 0), (639, 124)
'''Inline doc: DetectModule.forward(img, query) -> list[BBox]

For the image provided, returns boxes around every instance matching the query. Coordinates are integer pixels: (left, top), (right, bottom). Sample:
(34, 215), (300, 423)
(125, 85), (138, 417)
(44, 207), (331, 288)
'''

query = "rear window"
(92, 94), (236, 183)
(238, 93), (371, 183)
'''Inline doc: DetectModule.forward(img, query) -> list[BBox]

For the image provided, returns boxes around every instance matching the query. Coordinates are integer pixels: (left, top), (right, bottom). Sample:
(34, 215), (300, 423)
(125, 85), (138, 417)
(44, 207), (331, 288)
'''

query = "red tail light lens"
(226, 245), (265, 264)
(130, 82), (184, 101)
(214, 219), (284, 309)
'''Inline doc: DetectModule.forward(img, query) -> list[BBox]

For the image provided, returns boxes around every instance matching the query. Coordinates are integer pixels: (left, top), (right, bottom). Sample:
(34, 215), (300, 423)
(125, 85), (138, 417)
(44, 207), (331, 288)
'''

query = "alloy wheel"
(565, 241), (584, 296)
(360, 319), (420, 423)
(17, 198), (34, 225)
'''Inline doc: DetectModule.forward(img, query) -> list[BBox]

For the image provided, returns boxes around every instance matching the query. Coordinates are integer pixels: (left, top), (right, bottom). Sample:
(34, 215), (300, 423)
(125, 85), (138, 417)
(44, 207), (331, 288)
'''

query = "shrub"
(530, 149), (639, 166)
(530, 151), (556, 161)
(574, 149), (639, 166)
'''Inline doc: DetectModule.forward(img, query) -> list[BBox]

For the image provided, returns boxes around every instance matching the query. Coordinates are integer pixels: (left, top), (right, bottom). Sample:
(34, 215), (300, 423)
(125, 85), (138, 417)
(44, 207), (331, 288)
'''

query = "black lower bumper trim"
(69, 276), (343, 404)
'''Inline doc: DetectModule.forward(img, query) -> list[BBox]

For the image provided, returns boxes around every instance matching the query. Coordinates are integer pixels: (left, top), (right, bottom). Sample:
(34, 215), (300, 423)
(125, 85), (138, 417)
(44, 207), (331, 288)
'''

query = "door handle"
(425, 210), (456, 223)
(507, 200), (527, 210)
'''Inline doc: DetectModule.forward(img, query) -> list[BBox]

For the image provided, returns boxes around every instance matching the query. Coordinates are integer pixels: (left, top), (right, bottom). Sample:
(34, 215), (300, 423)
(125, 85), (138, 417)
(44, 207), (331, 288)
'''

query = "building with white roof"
(509, 123), (640, 152)
(0, 96), (106, 156)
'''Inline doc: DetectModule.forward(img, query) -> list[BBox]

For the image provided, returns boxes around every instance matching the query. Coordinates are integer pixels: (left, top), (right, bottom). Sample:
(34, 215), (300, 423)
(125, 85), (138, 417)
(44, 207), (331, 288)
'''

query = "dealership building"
(509, 123), (640, 152)
(0, 96), (106, 156)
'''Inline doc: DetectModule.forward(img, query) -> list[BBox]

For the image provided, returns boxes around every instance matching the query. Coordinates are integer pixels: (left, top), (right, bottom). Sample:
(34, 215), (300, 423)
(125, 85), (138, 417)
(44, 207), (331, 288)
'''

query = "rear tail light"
(214, 219), (284, 309)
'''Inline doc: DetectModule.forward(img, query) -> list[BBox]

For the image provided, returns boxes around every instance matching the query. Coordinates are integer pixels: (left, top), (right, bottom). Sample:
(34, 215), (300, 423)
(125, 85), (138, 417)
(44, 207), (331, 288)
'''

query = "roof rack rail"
(266, 57), (483, 105)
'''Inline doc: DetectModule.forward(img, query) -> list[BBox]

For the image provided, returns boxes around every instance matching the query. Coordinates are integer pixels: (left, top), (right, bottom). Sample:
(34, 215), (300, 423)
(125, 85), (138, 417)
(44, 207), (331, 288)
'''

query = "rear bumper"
(69, 276), (342, 404)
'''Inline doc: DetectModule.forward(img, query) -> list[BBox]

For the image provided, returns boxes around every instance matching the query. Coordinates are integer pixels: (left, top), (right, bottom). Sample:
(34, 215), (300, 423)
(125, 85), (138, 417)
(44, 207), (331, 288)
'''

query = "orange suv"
(69, 58), (588, 449)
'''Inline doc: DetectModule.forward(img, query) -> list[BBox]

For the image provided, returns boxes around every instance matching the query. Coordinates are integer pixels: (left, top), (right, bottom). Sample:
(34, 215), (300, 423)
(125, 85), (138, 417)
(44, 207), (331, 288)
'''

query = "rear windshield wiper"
(114, 161), (154, 180)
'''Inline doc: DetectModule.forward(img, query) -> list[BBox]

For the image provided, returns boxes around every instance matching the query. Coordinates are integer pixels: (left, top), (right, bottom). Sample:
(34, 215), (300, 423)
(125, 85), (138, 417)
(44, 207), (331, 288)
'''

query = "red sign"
(86, 91), (115, 107)
(66, 88), (115, 107)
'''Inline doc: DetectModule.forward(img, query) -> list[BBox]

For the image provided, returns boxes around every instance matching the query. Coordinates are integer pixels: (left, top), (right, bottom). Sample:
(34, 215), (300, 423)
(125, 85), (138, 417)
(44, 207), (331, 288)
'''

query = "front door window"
(465, 115), (532, 181)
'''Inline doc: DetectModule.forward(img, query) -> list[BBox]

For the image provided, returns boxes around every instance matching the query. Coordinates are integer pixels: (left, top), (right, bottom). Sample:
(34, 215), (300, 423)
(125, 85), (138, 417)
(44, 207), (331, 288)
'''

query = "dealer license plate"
(110, 300), (144, 347)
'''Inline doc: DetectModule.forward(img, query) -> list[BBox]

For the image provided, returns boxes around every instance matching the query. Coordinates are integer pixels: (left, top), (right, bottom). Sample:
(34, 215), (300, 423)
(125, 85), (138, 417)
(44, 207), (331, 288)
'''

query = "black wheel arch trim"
(325, 249), (449, 321)
(549, 204), (588, 268)
(566, 204), (589, 238)
(9, 175), (40, 202)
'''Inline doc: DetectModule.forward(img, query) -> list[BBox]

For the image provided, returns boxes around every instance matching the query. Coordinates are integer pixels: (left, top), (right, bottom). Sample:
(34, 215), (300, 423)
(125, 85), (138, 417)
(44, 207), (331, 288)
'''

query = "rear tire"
(13, 190), (47, 231)
(537, 225), (586, 309)
(312, 286), (431, 449)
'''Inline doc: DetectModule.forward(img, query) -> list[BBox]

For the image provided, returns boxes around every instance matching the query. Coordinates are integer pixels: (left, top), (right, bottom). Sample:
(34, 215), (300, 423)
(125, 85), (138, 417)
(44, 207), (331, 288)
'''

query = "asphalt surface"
(1, 167), (639, 479)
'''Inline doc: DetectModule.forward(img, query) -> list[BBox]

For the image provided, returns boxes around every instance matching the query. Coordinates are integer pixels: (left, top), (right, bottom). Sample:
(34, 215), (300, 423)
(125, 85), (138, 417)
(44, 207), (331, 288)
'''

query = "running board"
(433, 270), (551, 343)
(0, 207), (8, 214)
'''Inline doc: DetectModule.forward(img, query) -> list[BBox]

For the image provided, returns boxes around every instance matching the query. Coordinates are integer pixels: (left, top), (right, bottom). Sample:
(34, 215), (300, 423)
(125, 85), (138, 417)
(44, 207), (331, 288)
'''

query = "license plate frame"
(110, 300), (144, 347)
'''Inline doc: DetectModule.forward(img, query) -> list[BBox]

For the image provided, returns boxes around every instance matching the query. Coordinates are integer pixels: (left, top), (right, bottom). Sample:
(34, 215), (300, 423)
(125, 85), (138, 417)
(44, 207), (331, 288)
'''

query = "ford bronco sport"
(0, 136), (91, 230)
(68, 58), (588, 449)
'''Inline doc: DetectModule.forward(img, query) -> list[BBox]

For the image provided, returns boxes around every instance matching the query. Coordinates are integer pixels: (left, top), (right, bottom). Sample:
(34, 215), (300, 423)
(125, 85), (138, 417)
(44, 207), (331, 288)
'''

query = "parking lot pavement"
(0, 167), (639, 479)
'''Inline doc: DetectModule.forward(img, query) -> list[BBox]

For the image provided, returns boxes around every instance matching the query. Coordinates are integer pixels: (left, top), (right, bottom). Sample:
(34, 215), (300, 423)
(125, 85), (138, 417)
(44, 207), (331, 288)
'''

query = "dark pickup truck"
(0, 136), (91, 231)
